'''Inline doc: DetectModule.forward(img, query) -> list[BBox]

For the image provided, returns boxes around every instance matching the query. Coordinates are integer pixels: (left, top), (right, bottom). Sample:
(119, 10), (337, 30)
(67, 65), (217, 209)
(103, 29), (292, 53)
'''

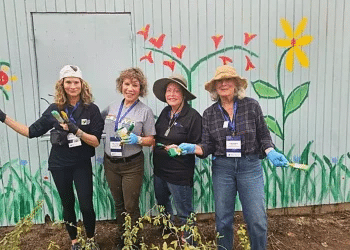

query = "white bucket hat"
(59, 65), (83, 80)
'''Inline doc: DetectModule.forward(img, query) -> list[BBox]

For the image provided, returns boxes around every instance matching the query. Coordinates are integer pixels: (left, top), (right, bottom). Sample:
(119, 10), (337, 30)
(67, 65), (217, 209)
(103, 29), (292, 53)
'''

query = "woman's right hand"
(164, 144), (178, 151)
(0, 108), (6, 123)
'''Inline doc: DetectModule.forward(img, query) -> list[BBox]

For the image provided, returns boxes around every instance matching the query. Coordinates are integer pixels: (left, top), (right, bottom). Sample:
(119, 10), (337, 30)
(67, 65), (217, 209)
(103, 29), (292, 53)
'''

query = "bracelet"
(137, 136), (143, 145)
(76, 130), (84, 138)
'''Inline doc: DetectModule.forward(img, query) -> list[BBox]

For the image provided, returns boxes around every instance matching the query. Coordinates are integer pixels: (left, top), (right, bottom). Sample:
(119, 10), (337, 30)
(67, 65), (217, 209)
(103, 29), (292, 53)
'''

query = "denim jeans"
(153, 174), (193, 226)
(212, 155), (267, 250)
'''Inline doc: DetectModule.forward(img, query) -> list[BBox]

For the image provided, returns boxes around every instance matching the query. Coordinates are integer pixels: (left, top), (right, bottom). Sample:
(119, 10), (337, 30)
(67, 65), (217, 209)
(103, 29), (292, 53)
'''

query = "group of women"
(0, 64), (288, 250)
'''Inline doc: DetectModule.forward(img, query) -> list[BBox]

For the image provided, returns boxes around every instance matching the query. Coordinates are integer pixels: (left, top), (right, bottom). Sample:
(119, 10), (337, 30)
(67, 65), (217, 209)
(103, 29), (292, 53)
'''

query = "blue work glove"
(267, 149), (289, 167)
(124, 132), (140, 144)
(0, 108), (6, 123)
(178, 143), (196, 155)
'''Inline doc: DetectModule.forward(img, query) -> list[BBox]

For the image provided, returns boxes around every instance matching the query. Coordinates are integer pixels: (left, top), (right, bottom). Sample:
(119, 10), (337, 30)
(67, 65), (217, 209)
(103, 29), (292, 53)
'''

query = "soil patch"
(1, 211), (350, 249)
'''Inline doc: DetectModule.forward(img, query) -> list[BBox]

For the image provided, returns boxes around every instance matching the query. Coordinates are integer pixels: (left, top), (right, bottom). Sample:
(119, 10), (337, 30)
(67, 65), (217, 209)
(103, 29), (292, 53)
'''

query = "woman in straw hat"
(0, 65), (104, 250)
(101, 67), (156, 249)
(152, 74), (202, 244)
(178, 65), (288, 250)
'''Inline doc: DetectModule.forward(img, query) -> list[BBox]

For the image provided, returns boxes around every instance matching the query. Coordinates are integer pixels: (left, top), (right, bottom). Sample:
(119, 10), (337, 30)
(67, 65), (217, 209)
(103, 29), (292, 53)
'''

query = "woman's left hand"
(266, 149), (289, 167)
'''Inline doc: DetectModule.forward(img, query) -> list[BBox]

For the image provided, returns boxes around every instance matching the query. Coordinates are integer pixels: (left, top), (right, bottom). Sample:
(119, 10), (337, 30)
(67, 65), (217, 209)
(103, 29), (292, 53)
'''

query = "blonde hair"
(116, 67), (148, 97)
(54, 78), (93, 109)
(208, 78), (246, 102)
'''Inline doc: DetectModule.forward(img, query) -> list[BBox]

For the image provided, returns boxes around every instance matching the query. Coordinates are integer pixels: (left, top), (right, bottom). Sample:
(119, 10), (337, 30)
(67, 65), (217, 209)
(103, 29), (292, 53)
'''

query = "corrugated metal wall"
(0, 0), (350, 226)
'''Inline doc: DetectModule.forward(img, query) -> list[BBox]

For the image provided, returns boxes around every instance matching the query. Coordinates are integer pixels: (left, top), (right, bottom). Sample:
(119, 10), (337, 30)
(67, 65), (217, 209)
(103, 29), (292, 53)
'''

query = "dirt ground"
(1, 211), (350, 250)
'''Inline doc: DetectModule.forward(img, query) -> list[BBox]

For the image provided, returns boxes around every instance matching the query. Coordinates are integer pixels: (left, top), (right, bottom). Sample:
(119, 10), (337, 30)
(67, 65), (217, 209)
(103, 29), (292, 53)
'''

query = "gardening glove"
(267, 149), (289, 167)
(178, 143), (196, 155)
(0, 108), (6, 123)
(67, 122), (79, 134)
(123, 132), (140, 144)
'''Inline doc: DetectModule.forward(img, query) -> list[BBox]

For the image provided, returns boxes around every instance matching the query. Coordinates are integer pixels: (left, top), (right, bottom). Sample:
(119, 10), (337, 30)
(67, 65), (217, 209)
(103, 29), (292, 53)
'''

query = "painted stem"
(0, 87), (9, 100)
(276, 47), (292, 153)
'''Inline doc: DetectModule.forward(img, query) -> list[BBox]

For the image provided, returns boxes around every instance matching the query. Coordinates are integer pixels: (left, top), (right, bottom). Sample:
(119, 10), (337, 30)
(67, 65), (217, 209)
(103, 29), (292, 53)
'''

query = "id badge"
(226, 135), (241, 157)
(68, 133), (82, 148)
(110, 137), (122, 157)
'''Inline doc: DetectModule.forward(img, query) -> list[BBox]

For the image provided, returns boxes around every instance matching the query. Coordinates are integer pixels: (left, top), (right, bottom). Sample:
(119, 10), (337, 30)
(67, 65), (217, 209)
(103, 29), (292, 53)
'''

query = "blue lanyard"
(65, 101), (80, 124)
(114, 99), (139, 131)
(218, 101), (238, 132)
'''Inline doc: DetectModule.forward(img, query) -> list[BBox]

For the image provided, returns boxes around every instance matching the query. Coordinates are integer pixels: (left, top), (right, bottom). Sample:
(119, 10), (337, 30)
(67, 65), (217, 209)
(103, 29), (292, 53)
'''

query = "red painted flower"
(140, 51), (154, 63)
(149, 34), (166, 49)
(245, 56), (255, 71)
(244, 33), (257, 45)
(163, 60), (175, 71)
(171, 45), (186, 59)
(0, 71), (9, 86)
(219, 56), (233, 65)
(211, 34), (223, 49)
(137, 24), (150, 40)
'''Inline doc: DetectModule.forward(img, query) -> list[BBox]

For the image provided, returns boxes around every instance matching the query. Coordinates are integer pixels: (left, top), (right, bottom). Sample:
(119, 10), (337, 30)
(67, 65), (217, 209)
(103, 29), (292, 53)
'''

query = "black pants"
(50, 160), (96, 240)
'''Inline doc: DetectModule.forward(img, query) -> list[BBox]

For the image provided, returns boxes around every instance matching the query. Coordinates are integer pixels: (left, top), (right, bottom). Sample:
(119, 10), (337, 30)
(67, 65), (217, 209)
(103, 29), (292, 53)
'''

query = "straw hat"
(153, 74), (196, 103)
(205, 65), (248, 92)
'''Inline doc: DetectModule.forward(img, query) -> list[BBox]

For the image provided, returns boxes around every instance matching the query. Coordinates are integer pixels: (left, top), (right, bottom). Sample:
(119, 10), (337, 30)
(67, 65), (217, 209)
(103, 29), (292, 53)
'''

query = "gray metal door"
(33, 13), (133, 111)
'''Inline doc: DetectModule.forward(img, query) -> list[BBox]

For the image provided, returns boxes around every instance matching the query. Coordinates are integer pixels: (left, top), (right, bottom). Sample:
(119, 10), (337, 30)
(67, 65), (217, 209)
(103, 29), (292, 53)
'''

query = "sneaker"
(71, 243), (82, 250)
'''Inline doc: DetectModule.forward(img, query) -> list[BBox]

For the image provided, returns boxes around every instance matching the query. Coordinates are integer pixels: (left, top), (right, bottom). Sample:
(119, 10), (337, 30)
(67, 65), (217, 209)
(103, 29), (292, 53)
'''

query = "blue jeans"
(212, 155), (267, 250)
(153, 175), (193, 225)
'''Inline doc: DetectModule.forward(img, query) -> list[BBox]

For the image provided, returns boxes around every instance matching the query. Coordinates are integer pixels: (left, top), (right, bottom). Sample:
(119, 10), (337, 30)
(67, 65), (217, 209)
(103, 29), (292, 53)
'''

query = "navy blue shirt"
(29, 103), (104, 169)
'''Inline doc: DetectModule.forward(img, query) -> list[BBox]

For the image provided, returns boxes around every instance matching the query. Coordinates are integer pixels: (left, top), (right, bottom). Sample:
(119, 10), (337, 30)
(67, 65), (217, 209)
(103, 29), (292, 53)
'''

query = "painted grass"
(1, 145), (350, 225)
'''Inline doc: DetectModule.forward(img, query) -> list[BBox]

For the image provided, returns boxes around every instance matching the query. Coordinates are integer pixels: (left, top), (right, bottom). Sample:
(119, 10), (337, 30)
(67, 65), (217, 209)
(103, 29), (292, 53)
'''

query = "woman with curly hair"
(102, 67), (156, 249)
(0, 65), (104, 250)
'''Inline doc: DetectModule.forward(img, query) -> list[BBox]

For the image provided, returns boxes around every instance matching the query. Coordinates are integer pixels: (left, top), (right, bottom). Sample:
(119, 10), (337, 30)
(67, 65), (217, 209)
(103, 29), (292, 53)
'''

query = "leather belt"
(105, 151), (142, 163)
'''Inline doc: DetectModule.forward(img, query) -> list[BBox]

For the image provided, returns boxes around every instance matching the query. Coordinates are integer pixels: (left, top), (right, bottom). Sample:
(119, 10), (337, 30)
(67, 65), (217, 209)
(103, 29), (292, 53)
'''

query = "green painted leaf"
(252, 80), (281, 99)
(0, 61), (10, 67)
(284, 82), (310, 121)
(264, 115), (284, 139)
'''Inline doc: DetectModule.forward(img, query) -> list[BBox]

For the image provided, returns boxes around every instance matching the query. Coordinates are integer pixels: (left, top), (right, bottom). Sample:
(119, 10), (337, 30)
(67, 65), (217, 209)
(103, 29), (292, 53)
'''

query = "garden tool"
(51, 110), (64, 123)
(288, 162), (309, 171)
(156, 143), (182, 157)
(118, 123), (135, 143)
(60, 111), (70, 123)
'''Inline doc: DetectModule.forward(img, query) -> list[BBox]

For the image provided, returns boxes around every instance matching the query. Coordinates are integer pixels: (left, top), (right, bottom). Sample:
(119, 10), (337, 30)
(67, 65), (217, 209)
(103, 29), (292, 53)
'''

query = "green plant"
(121, 205), (218, 249)
(0, 200), (43, 249)
(237, 224), (250, 250)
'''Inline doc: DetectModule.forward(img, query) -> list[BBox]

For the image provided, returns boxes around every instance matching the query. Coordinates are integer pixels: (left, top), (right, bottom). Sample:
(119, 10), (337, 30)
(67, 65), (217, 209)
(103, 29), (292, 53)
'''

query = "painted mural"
(0, 61), (17, 100)
(0, 0), (350, 227)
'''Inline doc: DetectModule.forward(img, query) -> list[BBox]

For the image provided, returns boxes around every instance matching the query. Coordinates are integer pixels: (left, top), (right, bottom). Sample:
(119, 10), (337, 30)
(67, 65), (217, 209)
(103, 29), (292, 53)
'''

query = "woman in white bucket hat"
(0, 65), (104, 250)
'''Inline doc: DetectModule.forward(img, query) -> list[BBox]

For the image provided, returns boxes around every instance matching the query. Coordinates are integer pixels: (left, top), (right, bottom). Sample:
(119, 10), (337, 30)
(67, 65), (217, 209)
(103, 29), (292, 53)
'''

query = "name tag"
(110, 137), (122, 157)
(223, 121), (229, 128)
(68, 133), (82, 148)
(226, 135), (241, 157)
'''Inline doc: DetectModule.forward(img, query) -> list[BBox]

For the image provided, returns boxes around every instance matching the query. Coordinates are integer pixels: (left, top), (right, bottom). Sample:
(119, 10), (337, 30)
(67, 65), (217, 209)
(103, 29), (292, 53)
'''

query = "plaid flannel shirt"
(199, 97), (274, 158)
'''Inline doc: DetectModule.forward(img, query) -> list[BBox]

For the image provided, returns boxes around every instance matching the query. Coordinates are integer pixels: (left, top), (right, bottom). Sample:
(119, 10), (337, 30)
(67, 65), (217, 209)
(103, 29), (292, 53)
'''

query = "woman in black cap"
(152, 74), (202, 244)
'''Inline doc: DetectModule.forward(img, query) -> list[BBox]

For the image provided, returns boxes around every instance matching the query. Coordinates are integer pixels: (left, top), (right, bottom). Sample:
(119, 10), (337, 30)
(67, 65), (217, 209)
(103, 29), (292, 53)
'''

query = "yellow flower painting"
(273, 17), (313, 71)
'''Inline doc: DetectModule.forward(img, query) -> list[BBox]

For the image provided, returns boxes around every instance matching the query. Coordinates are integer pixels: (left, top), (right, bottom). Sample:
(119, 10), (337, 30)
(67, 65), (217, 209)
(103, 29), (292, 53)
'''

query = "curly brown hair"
(54, 78), (93, 109)
(116, 67), (148, 97)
